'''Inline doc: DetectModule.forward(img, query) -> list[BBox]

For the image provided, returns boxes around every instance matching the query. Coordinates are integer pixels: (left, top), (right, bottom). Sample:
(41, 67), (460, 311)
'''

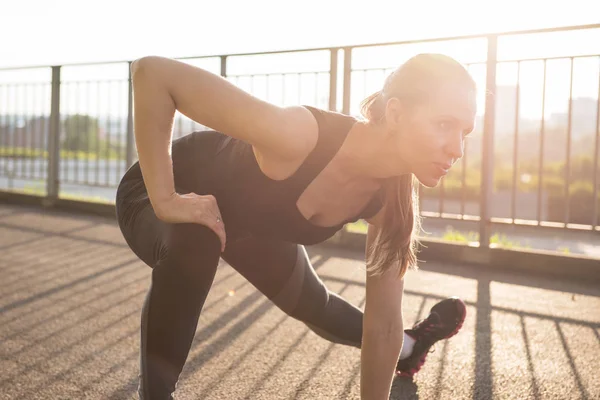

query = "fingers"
(171, 193), (227, 252)
(201, 195), (227, 252)
(212, 215), (227, 252)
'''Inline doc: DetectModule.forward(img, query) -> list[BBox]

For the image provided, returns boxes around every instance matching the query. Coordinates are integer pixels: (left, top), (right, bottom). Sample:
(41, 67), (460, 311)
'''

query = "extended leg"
(221, 238), (363, 347)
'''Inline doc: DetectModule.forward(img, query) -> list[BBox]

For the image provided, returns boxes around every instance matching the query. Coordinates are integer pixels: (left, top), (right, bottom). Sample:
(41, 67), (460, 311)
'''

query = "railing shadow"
(107, 255), (329, 398)
(0, 243), (125, 299)
(1, 205), (598, 399)
(391, 377), (420, 400)
(290, 282), (356, 399)
(310, 245), (599, 400)
(0, 219), (129, 249)
(311, 243), (600, 298)
(0, 269), (145, 345)
(0, 258), (138, 314)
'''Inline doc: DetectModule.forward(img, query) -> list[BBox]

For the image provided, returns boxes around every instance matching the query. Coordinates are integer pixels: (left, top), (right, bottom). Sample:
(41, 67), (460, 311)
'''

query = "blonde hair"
(361, 53), (475, 279)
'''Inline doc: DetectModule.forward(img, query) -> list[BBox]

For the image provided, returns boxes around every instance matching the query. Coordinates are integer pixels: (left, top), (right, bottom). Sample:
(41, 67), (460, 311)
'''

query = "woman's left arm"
(360, 222), (405, 400)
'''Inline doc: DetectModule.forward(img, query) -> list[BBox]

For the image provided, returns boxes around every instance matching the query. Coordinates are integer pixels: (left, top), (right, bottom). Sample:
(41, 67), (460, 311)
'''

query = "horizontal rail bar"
(1, 23), (598, 71)
(226, 71), (330, 78)
(421, 211), (600, 232)
(497, 53), (600, 63)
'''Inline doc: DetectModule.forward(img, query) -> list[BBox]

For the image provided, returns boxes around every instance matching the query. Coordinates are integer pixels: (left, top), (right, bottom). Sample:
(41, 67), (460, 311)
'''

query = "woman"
(116, 52), (474, 400)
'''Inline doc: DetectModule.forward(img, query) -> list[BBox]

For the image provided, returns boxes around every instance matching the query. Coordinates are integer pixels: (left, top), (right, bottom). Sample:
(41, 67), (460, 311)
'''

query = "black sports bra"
(212, 105), (384, 245)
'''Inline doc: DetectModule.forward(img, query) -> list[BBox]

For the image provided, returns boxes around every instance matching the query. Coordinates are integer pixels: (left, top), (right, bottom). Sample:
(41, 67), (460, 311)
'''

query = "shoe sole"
(396, 297), (468, 379)
(396, 352), (428, 378)
(444, 297), (467, 339)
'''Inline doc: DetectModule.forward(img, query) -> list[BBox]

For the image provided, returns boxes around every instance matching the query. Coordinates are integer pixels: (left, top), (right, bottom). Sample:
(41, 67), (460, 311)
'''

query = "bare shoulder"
(280, 105), (319, 154)
(253, 105), (319, 180)
(132, 56), (318, 164)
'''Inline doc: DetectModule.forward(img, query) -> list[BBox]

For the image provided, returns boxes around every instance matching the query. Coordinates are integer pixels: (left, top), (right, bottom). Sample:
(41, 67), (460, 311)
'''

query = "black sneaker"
(396, 297), (467, 378)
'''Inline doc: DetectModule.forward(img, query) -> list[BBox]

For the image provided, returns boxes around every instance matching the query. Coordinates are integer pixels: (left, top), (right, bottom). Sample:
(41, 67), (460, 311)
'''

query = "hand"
(154, 192), (227, 251)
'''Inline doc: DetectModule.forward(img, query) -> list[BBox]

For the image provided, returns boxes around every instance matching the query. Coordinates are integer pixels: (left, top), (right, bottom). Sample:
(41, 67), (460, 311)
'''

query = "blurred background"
(1, 0), (599, 257)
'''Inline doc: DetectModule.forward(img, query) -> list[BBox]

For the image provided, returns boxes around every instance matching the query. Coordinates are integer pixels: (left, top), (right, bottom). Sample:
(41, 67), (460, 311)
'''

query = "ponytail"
(367, 174), (421, 278)
(360, 91), (421, 278)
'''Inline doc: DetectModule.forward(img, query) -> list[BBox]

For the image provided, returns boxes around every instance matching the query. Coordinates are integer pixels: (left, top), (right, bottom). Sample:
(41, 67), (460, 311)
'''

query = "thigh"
(220, 236), (299, 299)
(221, 237), (328, 320)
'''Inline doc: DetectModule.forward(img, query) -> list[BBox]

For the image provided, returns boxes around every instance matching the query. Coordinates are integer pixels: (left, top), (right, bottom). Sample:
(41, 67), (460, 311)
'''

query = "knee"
(287, 286), (329, 324)
(272, 248), (329, 323)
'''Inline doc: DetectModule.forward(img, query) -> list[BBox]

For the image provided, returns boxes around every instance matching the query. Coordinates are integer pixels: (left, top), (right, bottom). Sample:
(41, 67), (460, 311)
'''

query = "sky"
(1, 0), (598, 68)
(0, 0), (599, 121)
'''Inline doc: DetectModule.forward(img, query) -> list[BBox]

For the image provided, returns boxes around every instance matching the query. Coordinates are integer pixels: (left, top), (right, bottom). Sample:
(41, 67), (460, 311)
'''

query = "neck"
(339, 122), (411, 181)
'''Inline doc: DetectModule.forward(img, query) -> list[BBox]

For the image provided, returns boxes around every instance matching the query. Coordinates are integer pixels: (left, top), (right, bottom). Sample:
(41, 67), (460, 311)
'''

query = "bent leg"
(221, 238), (363, 348)
(118, 202), (221, 399)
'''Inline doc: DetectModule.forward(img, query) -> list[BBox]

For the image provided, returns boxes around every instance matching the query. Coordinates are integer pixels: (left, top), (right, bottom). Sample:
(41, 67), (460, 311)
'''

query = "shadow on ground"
(1, 203), (598, 400)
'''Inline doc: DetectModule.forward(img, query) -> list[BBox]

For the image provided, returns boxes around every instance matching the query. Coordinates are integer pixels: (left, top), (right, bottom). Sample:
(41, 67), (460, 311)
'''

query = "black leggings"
(115, 177), (365, 400)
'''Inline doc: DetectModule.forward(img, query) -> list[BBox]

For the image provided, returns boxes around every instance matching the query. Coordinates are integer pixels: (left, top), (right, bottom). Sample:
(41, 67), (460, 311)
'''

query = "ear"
(384, 97), (404, 130)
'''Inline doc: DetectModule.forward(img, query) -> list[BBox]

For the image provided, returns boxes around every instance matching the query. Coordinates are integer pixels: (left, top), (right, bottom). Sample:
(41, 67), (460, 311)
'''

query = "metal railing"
(1, 23), (599, 248)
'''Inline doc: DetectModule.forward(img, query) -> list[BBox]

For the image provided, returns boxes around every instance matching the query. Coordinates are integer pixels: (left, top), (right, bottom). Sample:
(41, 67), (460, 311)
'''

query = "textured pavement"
(0, 202), (599, 400)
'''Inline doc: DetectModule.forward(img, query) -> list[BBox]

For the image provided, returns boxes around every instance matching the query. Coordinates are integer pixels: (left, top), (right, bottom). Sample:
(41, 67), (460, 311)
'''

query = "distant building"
(549, 97), (599, 138)
(494, 85), (518, 136)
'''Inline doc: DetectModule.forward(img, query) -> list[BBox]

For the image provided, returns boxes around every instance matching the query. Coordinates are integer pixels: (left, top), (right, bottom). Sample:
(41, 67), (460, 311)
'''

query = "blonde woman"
(116, 53), (473, 399)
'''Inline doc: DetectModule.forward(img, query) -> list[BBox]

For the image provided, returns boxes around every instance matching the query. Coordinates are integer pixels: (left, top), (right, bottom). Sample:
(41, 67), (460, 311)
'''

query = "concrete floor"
(0, 202), (598, 400)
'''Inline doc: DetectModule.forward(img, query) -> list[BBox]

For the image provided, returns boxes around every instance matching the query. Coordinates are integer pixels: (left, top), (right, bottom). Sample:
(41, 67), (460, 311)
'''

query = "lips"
(434, 162), (452, 170)
(433, 162), (451, 176)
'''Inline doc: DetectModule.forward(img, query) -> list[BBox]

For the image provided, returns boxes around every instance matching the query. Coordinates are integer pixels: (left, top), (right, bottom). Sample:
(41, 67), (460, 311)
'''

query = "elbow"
(130, 56), (162, 80)
(131, 57), (147, 78)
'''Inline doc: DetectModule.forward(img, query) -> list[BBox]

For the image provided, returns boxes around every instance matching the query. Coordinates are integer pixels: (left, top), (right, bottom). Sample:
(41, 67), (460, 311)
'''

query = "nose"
(445, 132), (465, 162)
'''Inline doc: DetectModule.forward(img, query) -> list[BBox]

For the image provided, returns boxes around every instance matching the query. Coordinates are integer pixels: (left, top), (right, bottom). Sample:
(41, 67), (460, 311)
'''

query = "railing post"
(339, 47), (354, 242)
(46, 66), (61, 203)
(480, 35), (498, 248)
(342, 47), (352, 115)
(328, 48), (338, 112)
(593, 60), (600, 231)
(126, 61), (135, 168)
(220, 55), (227, 78)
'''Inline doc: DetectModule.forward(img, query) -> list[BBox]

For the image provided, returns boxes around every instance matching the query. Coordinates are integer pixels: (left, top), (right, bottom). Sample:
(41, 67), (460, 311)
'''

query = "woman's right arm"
(130, 56), (316, 237)
(361, 219), (405, 400)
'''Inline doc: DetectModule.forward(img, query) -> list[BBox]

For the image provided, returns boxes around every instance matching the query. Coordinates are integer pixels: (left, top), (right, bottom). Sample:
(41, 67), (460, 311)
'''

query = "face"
(385, 81), (477, 187)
